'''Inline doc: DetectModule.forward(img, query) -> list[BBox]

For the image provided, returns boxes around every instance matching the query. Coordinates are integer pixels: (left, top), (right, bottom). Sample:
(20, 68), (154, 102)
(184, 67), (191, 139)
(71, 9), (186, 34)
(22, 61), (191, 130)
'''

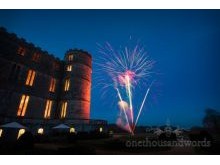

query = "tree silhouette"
(203, 108), (220, 132)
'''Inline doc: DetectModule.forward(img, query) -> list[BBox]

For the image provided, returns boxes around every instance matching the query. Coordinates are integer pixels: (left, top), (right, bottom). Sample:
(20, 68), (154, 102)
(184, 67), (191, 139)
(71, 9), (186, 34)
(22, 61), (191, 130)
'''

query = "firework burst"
(95, 41), (155, 134)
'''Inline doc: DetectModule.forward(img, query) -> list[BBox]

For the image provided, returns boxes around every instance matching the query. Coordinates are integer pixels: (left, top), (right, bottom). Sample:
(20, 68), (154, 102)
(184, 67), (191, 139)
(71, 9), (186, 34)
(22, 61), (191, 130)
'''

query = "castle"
(0, 27), (106, 135)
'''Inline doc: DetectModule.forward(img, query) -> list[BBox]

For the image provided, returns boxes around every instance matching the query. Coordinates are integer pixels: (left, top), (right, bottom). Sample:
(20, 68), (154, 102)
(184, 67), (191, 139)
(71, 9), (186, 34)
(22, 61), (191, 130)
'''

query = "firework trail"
(116, 88), (133, 134)
(95, 41), (155, 134)
(134, 81), (154, 131)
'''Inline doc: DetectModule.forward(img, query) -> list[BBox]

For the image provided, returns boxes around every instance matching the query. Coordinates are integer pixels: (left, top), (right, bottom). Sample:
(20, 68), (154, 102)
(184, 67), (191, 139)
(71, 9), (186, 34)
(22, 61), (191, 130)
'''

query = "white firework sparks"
(95, 41), (155, 134)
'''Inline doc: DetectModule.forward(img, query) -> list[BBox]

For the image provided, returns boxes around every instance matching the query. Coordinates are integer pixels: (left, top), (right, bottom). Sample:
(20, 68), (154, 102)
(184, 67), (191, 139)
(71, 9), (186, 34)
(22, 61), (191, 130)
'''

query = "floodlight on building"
(17, 129), (25, 139)
(38, 128), (44, 135)
(99, 127), (103, 133)
(0, 129), (3, 138)
(70, 127), (75, 133)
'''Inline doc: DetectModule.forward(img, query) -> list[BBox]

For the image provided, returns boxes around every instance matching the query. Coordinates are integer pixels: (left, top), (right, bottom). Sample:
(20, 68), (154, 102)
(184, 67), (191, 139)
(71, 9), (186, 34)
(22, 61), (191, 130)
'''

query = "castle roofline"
(65, 49), (92, 58)
(0, 26), (61, 62)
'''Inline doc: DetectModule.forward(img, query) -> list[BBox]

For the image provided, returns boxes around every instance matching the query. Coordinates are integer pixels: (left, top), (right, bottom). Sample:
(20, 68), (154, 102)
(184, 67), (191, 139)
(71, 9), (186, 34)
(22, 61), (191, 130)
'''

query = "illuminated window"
(44, 100), (53, 119)
(17, 94), (30, 117)
(70, 127), (75, 133)
(38, 128), (44, 135)
(66, 65), (72, 71)
(17, 129), (25, 139)
(32, 53), (40, 62)
(99, 127), (103, 133)
(61, 101), (67, 118)
(0, 129), (2, 138)
(25, 69), (36, 86)
(68, 54), (73, 61)
(64, 78), (70, 91)
(49, 78), (56, 92)
(17, 46), (26, 56)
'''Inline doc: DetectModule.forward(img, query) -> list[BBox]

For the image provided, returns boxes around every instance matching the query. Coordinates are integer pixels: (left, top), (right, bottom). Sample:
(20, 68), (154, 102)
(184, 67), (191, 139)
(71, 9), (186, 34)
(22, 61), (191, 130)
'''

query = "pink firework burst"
(118, 70), (136, 86)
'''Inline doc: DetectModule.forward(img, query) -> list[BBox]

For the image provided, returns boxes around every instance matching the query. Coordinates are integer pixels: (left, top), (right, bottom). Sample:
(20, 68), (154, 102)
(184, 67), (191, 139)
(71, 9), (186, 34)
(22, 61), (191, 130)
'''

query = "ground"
(2, 132), (216, 155)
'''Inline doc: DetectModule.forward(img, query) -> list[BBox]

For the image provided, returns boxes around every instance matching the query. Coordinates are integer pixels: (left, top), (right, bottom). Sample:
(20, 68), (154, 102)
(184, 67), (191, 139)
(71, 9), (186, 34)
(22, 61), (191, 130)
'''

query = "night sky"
(0, 10), (220, 128)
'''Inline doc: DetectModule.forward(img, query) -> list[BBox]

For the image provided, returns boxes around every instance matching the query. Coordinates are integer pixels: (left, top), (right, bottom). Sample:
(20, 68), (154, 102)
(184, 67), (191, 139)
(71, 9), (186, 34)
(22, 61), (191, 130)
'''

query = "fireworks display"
(95, 41), (155, 134)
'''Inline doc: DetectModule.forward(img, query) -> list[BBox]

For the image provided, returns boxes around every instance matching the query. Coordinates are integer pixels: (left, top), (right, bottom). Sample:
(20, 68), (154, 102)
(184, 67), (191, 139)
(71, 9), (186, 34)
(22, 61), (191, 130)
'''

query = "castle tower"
(60, 49), (92, 121)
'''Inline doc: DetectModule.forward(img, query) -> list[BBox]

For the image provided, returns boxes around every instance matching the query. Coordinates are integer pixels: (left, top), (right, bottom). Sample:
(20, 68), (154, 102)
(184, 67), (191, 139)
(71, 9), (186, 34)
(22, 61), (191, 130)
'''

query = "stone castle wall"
(0, 27), (96, 131)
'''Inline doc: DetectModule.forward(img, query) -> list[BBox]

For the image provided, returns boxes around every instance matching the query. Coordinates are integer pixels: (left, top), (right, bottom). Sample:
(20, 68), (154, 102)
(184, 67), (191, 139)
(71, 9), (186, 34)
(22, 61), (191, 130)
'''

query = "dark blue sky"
(0, 10), (220, 128)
